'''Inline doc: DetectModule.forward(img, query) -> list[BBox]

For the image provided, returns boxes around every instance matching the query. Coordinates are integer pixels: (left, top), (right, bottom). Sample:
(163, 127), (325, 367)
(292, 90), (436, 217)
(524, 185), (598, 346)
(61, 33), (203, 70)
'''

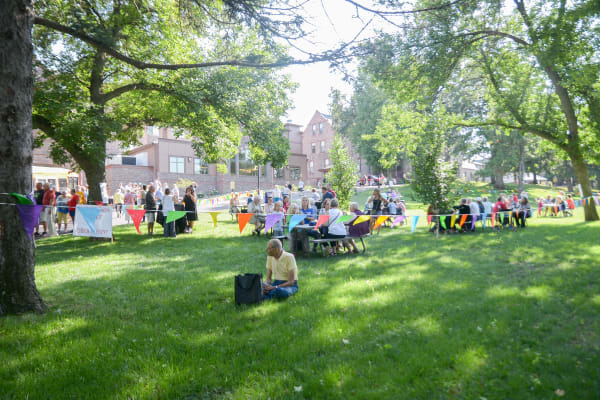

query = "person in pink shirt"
(123, 189), (136, 223)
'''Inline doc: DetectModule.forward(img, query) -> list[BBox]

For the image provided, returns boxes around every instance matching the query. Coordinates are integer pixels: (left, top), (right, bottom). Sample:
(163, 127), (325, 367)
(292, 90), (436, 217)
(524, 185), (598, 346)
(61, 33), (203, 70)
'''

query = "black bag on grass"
(235, 273), (264, 305)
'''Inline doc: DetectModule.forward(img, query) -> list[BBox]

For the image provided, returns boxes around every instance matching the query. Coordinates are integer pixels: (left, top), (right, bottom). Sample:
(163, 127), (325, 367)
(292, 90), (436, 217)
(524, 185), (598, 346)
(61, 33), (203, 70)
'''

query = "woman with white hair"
(248, 196), (265, 235)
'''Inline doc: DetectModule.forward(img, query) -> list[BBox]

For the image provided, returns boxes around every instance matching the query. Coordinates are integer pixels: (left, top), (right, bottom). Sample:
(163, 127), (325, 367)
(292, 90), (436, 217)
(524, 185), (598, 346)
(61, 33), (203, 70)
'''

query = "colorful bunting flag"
(471, 216), (476, 231)
(411, 215), (419, 233)
(450, 214), (457, 228)
(459, 214), (468, 227)
(238, 213), (253, 233)
(15, 204), (43, 239)
(373, 215), (388, 230)
(209, 212), (219, 227)
(288, 214), (306, 232)
(391, 215), (405, 227)
(353, 215), (370, 225)
(337, 214), (356, 223)
(10, 192), (34, 205)
(315, 214), (329, 229)
(595, 196), (600, 206)
(166, 211), (187, 223)
(264, 213), (283, 232)
(440, 216), (447, 229)
(126, 209), (146, 234)
(427, 215), (432, 225)
(491, 212), (496, 227)
(78, 206), (101, 234)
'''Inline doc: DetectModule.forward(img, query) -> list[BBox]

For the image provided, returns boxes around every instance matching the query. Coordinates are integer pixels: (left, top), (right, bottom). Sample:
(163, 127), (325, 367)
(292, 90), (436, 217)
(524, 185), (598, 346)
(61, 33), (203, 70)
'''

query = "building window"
(148, 126), (159, 136)
(324, 159), (329, 168)
(122, 156), (136, 165)
(290, 167), (301, 180)
(311, 143), (316, 154)
(239, 148), (258, 176)
(320, 141), (325, 152)
(68, 177), (78, 189)
(169, 156), (185, 173)
(229, 157), (237, 175)
(309, 161), (314, 174)
(312, 124), (317, 136)
(319, 122), (323, 133)
(274, 167), (285, 179)
(194, 158), (208, 175)
(58, 178), (67, 191)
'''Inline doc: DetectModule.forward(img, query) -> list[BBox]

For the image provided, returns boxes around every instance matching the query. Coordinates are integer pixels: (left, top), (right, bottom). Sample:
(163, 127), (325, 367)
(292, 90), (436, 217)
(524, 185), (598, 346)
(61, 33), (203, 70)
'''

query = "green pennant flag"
(337, 214), (355, 223)
(286, 214), (293, 225)
(166, 211), (187, 223)
(9, 193), (34, 205)
(440, 216), (447, 229)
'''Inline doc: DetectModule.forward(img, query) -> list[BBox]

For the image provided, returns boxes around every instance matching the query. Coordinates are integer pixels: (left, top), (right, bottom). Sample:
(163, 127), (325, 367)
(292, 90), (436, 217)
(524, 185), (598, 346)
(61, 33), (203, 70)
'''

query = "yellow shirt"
(113, 192), (124, 204)
(266, 251), (298, 281)
(77, 191), (86, 204)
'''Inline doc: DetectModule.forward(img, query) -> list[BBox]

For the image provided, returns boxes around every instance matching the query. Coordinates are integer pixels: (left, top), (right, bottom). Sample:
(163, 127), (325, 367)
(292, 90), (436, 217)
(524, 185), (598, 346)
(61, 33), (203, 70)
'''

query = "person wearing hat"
(264, 194), (275, 214)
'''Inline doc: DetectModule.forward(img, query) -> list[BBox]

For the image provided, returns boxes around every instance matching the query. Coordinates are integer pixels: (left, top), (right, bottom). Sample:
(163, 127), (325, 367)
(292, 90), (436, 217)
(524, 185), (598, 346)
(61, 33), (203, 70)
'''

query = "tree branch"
(455, 120), (565, 149)
(33, 16), (346, 70)
(344, 0), (464, 15)
(461, 30), (530, 47)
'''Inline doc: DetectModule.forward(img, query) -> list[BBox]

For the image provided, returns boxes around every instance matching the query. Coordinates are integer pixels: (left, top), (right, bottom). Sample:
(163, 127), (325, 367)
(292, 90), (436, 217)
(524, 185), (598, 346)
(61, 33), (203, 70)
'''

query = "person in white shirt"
(162, 188), (176, 237)
(482, 196), (493, 215)
(311, 188), (321, 203)
(468, 198), (480, 231)
(298, 179), (304, 192)
(273, 186), (282, 202)
(321, 198), (346, 256)
(264, 195), (275, 214)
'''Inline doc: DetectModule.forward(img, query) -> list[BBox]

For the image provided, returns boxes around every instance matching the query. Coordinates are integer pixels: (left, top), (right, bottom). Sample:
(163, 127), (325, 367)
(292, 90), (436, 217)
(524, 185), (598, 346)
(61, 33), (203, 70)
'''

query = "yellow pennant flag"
(209, 212), (219, 227)
(450, 214), (457, 228)
(373, 215), (388, 230)
(353, 214), (371, 225)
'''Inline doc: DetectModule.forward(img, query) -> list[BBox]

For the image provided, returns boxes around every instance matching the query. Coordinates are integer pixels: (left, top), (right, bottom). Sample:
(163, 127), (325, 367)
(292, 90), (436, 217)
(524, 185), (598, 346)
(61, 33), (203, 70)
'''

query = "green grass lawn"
(2, 189), (600, 399)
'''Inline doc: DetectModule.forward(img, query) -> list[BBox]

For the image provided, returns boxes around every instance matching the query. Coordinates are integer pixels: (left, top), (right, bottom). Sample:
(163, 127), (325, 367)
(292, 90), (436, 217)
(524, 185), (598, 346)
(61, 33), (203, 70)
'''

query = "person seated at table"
(270, 201), (285, 237)
(264, 195), (275, 214)
(468, 198), (480, 230)
(513, 197), (530, 229)
(263, 239), (298, 300)
(543, 195), (554, 216)
(321, 198), (346, 256)
(387, 198), (397, 215)
(453, 198), (471, 231)
(300, 196), (317, 225)
(493, 196), (510, 227)
(288, 203), (300, 216)
(248, 196), (265, 235)
(566, 194), (576, 212)
(346, 202), (369, 253)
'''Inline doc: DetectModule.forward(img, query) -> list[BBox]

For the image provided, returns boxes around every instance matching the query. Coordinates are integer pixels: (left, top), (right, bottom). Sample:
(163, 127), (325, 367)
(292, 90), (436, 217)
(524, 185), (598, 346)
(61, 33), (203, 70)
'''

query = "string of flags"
(2, 191), (600, 240)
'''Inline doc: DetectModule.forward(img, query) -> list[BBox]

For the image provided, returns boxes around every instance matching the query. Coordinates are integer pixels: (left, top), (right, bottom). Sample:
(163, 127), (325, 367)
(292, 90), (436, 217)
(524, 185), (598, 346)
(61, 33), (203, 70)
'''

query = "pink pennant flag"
(427, 215), (432, 225)
(126, 208), (146, 234)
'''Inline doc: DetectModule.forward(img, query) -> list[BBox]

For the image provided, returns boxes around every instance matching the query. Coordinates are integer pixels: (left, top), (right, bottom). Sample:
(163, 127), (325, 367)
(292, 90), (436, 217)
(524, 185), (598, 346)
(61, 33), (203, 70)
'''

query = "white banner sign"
(73, 205), (113, 238)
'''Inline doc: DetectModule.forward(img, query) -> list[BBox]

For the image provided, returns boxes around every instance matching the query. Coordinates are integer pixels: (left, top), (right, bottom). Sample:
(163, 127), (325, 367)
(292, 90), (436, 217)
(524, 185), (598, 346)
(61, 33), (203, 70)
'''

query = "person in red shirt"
(37, 184), (55, 235)
(68, 188), (80, 224)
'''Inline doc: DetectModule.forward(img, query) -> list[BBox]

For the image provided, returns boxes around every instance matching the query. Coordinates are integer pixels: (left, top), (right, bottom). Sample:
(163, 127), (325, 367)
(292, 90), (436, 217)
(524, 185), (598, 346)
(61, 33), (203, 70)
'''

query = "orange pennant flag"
(315, 214), (329, 229)
(491, 212), (496, 227)
(373, 215), (388, 230)
(459, 214), (468, 227)
(554, 206), (558, 214)
(238, 213), (253, 233)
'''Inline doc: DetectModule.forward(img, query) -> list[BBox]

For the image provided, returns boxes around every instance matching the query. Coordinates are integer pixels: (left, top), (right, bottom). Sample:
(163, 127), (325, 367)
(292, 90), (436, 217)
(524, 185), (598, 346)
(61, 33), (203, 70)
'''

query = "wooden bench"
(309, 234), (368, 256)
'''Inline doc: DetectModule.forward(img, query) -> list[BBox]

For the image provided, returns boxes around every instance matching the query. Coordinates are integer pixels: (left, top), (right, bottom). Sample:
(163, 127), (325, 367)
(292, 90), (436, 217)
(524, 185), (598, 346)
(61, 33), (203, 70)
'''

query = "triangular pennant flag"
(209, 212), (219, 227)
(238, 213), (253, 233)
(15, 204), (43, 239)
(491, 212), (496, 227)
(315, 214), (329, 229)
(286, 214), (293, 226)
(95, 201), (104, 206)
(373, 215), (388, 230)
(337, 214), (355, 223)
(166, 210), (187, 223)
(482, 213), (487, 229)
(411, 215), (419, 233)
(288, 214), (306, 232)
(126, 209), (146, 234)
(353, 215), (370, 225)
(450, 214), (457, 228)
(440, 215), (447, 229)
(10, 192), (34, 205)
(264, 213), (282, 232)
(471, 215), (476, 231)
(459, 214), (468, 227)
(554, 206), (558, 214)
(78, 206), (101, 234)
(391, 215), (405, 227)
(427, 215), (432, 225)
(595, 196), (599, 206)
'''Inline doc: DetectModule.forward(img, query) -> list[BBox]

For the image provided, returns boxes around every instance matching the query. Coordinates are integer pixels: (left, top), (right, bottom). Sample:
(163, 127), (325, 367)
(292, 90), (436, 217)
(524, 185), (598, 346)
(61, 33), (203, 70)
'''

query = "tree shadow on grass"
(2, 221), (600, 398)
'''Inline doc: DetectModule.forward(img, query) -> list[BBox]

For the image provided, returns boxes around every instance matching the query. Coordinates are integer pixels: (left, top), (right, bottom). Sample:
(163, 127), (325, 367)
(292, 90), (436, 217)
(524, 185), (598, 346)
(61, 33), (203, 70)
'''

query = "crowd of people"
(33, 182), (88, 236)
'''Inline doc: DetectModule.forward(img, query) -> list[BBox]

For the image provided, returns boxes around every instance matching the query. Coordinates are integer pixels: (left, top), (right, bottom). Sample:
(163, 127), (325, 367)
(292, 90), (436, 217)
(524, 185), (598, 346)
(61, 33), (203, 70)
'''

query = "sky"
(279, 0), (396, 127)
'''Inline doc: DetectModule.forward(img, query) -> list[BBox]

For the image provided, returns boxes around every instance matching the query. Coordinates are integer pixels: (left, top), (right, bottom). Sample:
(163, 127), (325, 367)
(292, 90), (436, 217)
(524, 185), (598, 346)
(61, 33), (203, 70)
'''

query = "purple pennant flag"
(595, 196), (599, 206)
(471, 216), (476, 231)
(264, 213), (283, 232)
(391, 215), (405, 227)
(16, 204), (43, 239)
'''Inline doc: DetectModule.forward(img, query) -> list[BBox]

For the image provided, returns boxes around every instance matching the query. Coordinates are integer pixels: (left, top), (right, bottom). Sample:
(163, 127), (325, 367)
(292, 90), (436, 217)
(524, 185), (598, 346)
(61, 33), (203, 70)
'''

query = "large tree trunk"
(518, 142), (525, 192)
(0, 0), (47, 315)
(493, 170), (505, 190)
(568, 149), (599, 221)
(532, 171), (537, 185)
(79, 156), (106, 204)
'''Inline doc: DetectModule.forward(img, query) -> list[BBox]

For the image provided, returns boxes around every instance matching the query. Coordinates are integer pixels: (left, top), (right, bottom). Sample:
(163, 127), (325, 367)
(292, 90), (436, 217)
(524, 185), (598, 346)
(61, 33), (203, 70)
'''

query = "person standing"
(113, 188), (124, 218)
(123, 189), (136, 223)
(145, 185), (157, 235)
(298, 179), (304, 192)
(33, 182), (45, 236)
(76, 186), (86, 204)
(56, 191), (69, 233)
(42, 184), (57, 236)
(162, 188), (176, 238)
(183, 186), (198, 233)
(68, 188), (80, 225)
